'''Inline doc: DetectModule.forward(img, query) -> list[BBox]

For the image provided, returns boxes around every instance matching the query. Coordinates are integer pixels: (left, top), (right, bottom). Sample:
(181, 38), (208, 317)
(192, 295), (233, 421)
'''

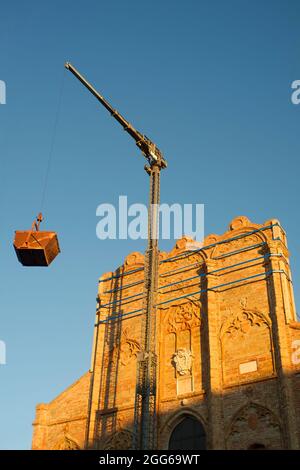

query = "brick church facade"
(32, 216), (300, 450)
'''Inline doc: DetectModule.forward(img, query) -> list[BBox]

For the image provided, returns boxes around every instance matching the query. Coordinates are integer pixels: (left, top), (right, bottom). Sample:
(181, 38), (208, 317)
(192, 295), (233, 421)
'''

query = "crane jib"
(65, 62), (167, 168)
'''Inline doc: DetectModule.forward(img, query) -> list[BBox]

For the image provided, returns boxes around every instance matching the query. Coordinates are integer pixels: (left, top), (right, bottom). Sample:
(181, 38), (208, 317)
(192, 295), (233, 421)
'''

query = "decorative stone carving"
(104, 328), (141, 367)
(175, 236), (197, 250)
(203, 234), (218, 246)
(103, 429), (134, 450)
(53, 435), (80, 450)
(124, 252), (144, 267)
(165, 302), (201, 333)
(221, 310), (270, 341)
(229, 216), (252, 231)
(172, 348), (193, 375)
(228, 403), (281, 437)
(226, 402), (283, 450)
(52, 425), (80, 450)
(118, 328), (141, 366)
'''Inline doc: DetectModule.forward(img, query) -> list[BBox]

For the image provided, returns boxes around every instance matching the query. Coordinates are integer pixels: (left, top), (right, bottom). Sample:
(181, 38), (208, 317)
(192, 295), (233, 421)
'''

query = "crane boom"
(65, 62), (167, 169)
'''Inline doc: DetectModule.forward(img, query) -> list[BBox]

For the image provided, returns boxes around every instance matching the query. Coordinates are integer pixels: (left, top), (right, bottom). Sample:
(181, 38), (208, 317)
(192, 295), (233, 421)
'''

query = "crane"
(65, 62), (167, 450)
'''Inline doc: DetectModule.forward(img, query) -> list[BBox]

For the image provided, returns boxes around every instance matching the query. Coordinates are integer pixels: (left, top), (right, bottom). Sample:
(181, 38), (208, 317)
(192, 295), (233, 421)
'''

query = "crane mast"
(65, 63), (167, 450)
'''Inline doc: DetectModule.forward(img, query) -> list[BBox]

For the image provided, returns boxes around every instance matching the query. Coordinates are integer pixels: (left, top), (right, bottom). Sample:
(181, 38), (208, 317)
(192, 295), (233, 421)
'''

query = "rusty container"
(13, 214), (60, 267)
(14, 230), (60, 266)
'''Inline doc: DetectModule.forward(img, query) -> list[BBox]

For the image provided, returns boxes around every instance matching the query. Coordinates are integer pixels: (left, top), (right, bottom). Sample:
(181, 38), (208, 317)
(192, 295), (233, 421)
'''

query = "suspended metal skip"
(13, 213), (60, 267)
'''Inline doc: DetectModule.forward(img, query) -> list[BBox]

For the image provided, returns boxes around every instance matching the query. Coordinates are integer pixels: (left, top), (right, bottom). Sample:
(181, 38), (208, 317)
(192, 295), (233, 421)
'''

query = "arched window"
(168, 416), (206, 450)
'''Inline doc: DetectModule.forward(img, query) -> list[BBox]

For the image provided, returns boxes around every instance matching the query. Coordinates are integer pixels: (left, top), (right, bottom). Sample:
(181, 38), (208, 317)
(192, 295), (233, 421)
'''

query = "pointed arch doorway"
(168, 415), (206, 450)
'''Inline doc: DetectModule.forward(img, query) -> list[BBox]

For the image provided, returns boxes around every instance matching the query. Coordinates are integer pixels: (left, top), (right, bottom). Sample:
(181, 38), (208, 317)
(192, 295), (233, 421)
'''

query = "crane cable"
(40, 69), (66, 214)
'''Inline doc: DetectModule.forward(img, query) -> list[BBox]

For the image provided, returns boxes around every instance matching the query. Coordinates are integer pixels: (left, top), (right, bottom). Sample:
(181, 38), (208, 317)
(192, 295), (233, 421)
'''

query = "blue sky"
(0, 0), (299, 449)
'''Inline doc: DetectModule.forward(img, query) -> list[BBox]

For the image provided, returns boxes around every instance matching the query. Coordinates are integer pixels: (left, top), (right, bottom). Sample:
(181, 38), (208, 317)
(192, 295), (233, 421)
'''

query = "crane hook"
(31, 213), (43, 232)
